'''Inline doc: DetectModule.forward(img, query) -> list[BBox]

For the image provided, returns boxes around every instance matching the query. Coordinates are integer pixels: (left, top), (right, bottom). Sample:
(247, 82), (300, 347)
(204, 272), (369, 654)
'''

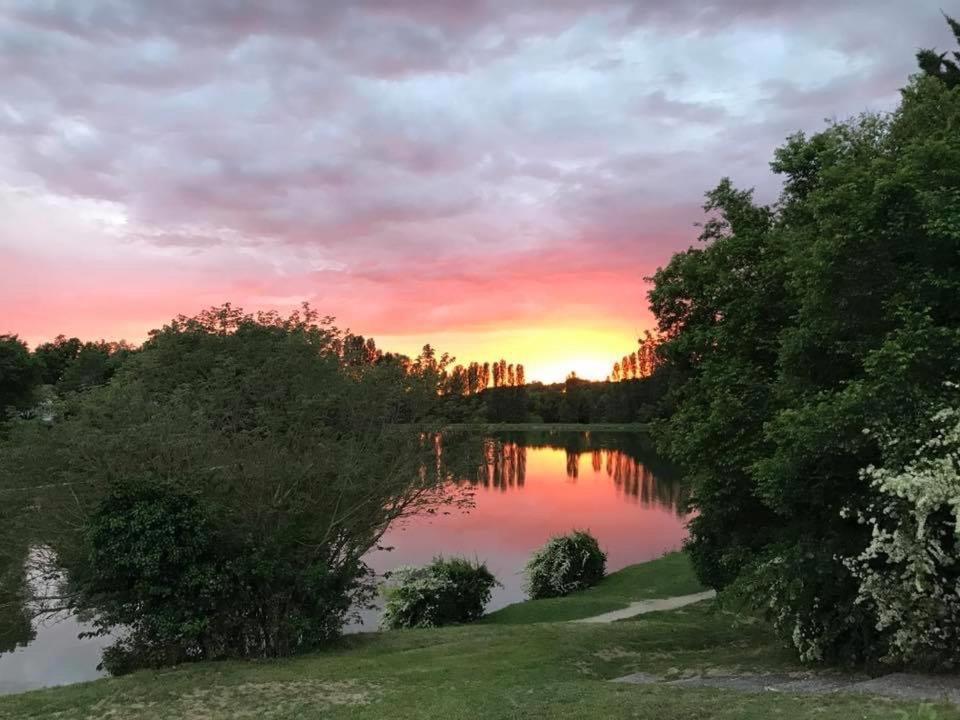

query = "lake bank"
(0, 429), (686, 694)
(2, 553), (954, 720)
(443, 422), (651, 432)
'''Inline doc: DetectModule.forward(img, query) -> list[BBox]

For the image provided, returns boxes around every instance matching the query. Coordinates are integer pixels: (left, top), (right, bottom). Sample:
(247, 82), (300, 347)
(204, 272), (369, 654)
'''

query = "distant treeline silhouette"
(609, 330), (660, 382)
(2, 320), (664, 426)
(441, 370), (669, 424)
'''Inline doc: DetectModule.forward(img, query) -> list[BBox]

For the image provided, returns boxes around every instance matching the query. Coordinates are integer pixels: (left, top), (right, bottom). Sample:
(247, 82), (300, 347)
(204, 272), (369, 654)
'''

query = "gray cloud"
(0, 0), (952, 284)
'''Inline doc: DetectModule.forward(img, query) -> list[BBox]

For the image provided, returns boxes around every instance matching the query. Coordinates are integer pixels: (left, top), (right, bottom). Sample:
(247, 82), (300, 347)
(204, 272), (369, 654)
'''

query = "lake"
(0, 429), (687, 695)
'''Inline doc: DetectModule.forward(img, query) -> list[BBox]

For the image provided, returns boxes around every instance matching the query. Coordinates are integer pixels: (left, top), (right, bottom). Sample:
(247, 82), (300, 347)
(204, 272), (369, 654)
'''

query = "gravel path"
(572, 590), (717, 623)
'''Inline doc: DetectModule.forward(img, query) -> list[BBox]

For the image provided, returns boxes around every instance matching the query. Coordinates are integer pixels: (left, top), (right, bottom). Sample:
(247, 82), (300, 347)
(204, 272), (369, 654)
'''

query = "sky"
(0, 1), (954, 382)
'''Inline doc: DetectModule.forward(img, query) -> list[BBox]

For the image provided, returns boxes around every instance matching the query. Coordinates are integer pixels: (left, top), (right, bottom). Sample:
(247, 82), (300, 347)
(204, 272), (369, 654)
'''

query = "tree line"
(441, 359), (526, 396)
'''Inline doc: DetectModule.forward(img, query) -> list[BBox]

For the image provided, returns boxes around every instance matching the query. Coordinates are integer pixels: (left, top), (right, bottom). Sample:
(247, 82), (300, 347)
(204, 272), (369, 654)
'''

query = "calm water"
(0, 430), (686, 695)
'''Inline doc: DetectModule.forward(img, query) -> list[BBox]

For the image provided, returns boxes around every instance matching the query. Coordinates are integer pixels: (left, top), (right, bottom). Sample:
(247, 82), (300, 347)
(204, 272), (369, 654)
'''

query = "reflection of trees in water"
(450, 433), (686, 512)
(0, 543), (34, 655)
(475, 441), (526, 491)
(595, 448), (684, 508)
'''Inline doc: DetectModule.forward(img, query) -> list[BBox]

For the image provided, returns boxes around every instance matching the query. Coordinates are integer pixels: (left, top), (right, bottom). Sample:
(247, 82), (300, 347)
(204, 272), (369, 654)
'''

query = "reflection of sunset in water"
(366, 440), (688, 618)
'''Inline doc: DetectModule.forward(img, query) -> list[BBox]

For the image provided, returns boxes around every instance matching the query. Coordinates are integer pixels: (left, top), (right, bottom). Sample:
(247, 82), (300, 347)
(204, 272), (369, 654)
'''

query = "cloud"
(0, 0), (952, 372)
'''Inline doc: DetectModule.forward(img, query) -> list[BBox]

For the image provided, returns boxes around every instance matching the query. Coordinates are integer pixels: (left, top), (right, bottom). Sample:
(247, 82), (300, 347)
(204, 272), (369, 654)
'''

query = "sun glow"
(378, 324), (643, 384)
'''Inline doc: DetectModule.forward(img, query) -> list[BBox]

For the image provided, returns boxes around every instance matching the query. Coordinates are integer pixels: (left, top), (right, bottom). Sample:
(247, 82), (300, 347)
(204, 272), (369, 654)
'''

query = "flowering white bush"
(524, 530), (606, 599)
(846, 391), (960, 668)
(381, 557), (497, 630)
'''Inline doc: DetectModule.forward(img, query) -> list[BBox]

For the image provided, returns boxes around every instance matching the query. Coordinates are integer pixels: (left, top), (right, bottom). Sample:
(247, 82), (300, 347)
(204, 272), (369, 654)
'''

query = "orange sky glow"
(2, 2), (942, 382)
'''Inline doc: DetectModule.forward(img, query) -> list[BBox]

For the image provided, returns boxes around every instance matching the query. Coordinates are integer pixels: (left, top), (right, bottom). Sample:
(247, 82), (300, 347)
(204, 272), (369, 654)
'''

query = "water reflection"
(0, 430), (687, 694)
(367, 430), (688, 621)
(454, 431), (685, 511)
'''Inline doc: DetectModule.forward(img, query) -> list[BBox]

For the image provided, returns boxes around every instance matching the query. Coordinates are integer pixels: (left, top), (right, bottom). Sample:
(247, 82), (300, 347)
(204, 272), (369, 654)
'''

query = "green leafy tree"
(917, 13), (960, 88)
(649, 37), (960, 664)
(0, 335), (40, 420)
(1, 305), (453, 672)
(33, 335), (82, 385)
(57, 341), (135, 393)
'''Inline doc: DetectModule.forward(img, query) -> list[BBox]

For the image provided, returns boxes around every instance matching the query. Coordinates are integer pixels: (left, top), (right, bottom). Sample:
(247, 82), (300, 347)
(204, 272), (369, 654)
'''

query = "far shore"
(442, 422), (651, 433)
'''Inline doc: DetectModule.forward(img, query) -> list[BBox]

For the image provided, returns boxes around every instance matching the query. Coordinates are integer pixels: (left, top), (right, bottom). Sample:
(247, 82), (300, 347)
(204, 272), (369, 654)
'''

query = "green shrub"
(75, 480), (369, 674)
(524, 530), (606, 599)
(381, 557), (498, 629)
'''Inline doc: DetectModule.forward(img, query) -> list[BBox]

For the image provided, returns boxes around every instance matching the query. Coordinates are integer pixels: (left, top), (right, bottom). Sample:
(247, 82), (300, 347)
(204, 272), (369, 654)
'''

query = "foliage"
(32, 335), (83, 386)
(442, 372), (670, 424)
(381, 557), (498, 629)
(56, 340), (135, 393)
(845, 391), (960, 669)
(917, 13), (960, 89)
(0, 304), (454, 673)
(524, 530), (607, 599)
(649, 27), (960, 665)
(0, 334), (40, 420)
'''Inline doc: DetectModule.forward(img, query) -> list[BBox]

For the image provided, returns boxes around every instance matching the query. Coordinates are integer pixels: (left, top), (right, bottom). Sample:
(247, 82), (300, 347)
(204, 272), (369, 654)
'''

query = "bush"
(76, 480), (370, 674)
(524, 530), (606, 599)
(845, 395), (960, 669)
(381, 557), (498, 629)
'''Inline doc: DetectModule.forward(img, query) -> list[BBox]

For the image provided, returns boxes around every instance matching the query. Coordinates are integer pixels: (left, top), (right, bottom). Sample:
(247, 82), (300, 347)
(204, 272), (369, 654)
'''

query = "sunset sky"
(1, 1), (953, 382)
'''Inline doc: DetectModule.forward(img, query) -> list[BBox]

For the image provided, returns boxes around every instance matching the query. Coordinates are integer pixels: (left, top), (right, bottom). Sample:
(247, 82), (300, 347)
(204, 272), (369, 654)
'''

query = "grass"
(484, 552), (704, 624)
(443, 422), (650, 433)
(1, 553), (955, 720)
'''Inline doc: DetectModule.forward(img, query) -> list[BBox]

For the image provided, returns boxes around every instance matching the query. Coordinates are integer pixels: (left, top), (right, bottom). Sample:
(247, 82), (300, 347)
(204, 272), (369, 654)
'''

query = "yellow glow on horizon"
(377, 324), (644, 384)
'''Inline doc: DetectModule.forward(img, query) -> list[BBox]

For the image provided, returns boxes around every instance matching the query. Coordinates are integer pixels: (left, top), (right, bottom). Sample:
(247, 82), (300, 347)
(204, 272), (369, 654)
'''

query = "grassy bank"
(1, 554), (954, 719)
(443, 422), (650, 433)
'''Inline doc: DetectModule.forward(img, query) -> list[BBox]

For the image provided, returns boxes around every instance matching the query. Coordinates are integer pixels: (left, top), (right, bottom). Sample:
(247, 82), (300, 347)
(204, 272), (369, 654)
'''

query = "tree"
(58, 341), (134, 393)
(917, 13), (960, 89)
(0, 334), (39, 420)
(648, 37), (960, 664)
(516, 364), (526, 387)
(446, 364), (469, 396)
(1, 305), (453, 672)
(33, 335), (82, 385)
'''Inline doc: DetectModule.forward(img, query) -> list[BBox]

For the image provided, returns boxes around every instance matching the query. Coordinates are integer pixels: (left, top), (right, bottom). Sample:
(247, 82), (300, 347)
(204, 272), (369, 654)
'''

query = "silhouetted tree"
(58, 341), (135, 393)
(0, 335), (40, 419)
(917, 13), (960, 88)
(446, 364), (469, 395)
(33, 335), (82, 385)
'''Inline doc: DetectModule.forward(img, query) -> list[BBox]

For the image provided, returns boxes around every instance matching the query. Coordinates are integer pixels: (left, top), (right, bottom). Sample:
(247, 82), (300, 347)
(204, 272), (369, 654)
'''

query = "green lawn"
(1, 553), (955, 720)
(484, 552), (703, 624)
